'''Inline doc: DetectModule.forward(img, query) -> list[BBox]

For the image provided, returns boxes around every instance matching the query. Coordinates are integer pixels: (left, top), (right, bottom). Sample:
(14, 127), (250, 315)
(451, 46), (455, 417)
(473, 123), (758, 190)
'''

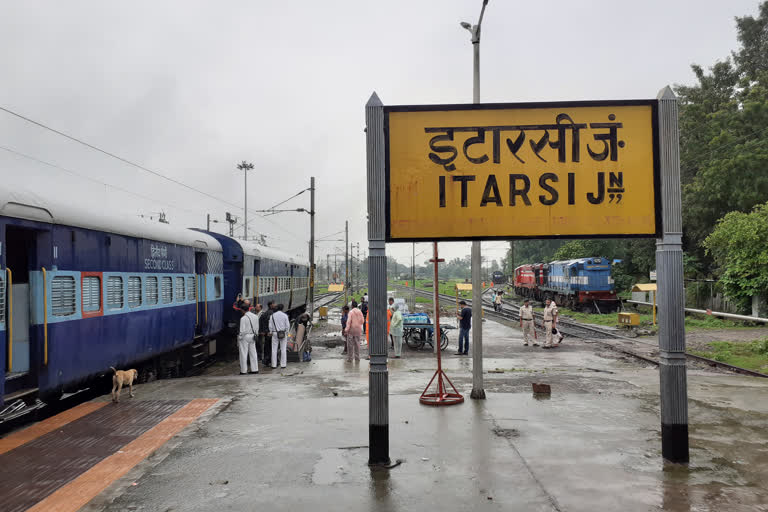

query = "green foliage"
(677, 2), (768, 271)
(703, 201), (768, 304)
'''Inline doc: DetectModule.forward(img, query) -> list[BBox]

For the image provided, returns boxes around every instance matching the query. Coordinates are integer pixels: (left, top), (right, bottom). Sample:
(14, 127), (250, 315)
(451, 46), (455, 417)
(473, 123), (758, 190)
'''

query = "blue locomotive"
(1, 191), (308, 408)
(514, 257), (619, 313)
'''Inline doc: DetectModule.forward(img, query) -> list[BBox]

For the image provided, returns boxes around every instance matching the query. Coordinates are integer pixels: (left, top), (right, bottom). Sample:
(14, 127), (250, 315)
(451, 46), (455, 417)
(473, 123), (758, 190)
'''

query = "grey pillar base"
(470, 389), (486, 400)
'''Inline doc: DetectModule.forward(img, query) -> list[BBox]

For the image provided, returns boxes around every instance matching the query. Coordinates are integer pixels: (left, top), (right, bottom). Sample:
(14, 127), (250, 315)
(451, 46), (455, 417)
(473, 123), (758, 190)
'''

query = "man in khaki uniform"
(519, 299), (537, 346)
(542, 298), (559, 349)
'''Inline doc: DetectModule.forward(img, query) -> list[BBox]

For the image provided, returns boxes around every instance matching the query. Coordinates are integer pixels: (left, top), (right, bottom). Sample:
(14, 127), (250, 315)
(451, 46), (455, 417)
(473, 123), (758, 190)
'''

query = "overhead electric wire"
(0, 104), (299, 242)
(0, 145), (201, 217)
(268, 188), (307, 210)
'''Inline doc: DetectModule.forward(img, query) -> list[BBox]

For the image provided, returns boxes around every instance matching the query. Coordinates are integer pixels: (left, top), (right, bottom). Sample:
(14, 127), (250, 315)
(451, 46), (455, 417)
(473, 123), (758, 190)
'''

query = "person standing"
(258, 301), (275, 367)
(493, 291), (503, 312)
(344, 300), (364, 362)
(542, 298), (559, 349)
(237, 300), (260, 374)
(519, 299), (538, 347)
(387, 297), (395, 349)
(360, 298), (369, 334)
(456, 300), (471, 355)
(269, 304), (291, 369)
(251, 303), (264, 361)
(341, 305), (349, 355)
(390, 304), (404, 358)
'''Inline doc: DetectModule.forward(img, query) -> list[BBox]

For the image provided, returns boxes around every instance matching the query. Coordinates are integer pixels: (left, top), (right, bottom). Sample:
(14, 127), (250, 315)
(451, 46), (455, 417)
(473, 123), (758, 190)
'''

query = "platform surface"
(2, 317), (768, 511)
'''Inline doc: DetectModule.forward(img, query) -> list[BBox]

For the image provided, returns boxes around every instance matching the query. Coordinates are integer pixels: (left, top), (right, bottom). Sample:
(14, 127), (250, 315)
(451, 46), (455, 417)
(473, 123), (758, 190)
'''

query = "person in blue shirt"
(456, 300), (472, 355)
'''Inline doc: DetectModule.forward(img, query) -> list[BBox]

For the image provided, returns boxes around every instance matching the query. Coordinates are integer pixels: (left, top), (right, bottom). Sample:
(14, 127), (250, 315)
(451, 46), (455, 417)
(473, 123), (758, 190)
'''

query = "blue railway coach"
(541, 258), (619, 313)
(197, 232), (310, 329)
(1, 191), (224, 407)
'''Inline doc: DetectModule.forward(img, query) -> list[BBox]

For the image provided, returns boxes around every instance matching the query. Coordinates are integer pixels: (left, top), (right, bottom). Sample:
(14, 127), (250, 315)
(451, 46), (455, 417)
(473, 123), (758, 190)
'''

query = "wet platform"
(3, 318), (768, 511)
(0, 399), (218, 512)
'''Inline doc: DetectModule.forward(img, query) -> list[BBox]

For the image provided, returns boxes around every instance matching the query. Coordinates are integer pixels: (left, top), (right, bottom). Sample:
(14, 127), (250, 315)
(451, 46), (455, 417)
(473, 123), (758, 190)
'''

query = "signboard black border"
(383, 99), (661, 242)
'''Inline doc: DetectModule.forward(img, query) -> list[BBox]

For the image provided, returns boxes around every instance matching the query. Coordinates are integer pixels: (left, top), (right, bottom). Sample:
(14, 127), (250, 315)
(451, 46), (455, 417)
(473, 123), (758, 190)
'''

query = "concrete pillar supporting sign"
(656, 86), (689, 464)
(365, 92), (390, 466)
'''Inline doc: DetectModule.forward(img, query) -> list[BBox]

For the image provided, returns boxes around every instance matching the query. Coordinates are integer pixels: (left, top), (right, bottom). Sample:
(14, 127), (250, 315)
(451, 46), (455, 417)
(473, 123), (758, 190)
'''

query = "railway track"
(391, 283), (768, 378)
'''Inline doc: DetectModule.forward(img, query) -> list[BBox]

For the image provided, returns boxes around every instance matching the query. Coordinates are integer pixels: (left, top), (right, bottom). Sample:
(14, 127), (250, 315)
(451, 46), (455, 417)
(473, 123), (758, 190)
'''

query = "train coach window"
(244, 278), (251, 297)
(146, 277), (158, 305)
(214, 276), (222, 298)
(161, 277), (173, 304)
(82, 276), (101, 312)
(107, 276), (124, 310)
(175, 277), (185, 303)
(128, 277), (142, 308)
(51, 275), (76, 316)
(186, 277), (196, 301)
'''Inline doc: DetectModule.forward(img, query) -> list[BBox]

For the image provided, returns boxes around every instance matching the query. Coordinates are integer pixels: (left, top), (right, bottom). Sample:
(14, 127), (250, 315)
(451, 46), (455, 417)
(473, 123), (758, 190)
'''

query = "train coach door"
(4, 227), (38, 383)
(195, 252), (207, 334)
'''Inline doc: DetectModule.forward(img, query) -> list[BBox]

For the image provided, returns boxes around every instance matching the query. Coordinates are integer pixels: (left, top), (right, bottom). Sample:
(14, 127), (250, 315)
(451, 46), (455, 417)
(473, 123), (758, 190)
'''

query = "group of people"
(234, 296), (291, 374)
(519, 298), (565, 348)
(340, 295), (406, 361)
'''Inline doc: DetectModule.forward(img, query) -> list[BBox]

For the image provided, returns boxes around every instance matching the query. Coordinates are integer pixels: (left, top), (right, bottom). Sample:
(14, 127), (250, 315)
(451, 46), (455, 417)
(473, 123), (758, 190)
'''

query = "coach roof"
(0, 189), (222, 251)
(238, 239), (308, 266)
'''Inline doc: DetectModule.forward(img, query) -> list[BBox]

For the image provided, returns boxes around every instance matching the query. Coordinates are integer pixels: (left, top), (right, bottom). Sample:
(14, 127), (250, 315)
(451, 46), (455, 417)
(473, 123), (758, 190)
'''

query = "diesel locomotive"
(513, 257), (619, 313)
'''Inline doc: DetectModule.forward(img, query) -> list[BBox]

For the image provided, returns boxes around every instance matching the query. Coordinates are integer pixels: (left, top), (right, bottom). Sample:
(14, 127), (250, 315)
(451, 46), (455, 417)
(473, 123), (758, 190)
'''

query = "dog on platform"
(110, 367), (139, 403)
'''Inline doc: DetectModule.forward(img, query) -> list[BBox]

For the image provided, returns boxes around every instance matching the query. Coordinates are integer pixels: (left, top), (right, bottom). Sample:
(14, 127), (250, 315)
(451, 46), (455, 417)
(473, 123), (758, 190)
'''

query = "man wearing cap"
(542, 298), (559, 349)
(519, 299), (538, 347)
(455, 300), (472, 355)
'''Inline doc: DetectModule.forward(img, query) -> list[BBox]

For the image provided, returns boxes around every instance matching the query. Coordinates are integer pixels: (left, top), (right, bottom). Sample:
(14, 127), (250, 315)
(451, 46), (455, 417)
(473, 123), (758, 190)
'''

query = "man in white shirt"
(237, 301), (261, 374)
(519, 299), (537, 346)
(542, 299), (559, 349)
(269, 303), (291, 369)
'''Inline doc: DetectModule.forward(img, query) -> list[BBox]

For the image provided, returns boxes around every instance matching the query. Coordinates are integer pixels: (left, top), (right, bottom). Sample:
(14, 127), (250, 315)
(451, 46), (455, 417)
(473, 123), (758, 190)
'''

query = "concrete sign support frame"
(366, 92), (390, 466)
(655, 86), (689, 464)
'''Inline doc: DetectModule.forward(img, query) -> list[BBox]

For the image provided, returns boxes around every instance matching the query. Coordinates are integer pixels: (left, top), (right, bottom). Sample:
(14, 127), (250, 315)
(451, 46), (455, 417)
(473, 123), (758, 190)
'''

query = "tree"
(676, 2), (768, 271)
(704, 201), (768, 306)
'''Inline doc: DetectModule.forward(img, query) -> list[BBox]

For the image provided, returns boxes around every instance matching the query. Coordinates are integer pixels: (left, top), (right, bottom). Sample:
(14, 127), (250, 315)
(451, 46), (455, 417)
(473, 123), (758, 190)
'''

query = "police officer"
(519, 299), (537, 346)
(542, 298), (559, 349)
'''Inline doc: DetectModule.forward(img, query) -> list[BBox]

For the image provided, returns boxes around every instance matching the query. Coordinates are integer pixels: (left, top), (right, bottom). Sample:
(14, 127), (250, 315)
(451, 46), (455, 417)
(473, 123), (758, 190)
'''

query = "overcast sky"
(0, 0), (759, 269)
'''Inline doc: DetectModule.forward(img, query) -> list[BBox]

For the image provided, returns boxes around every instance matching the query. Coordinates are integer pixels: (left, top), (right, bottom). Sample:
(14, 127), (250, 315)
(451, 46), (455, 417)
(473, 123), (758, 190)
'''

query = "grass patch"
(561, 309), (758, 331)
(390, 278), (482, 299)
(689, 339), (768, 373)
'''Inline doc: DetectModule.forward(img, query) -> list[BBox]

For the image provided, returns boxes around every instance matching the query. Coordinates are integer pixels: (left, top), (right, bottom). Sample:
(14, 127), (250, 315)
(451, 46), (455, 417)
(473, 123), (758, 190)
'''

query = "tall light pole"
(462, 0), (489, 400)
(345, 220), (349, 306)
(309, 177), (316, 315)
(237, 161), (254, 240)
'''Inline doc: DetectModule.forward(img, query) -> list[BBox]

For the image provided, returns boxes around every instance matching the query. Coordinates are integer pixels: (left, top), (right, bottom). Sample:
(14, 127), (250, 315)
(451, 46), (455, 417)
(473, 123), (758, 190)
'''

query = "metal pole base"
(470, 389), (486, 400)
(420, 369), (464, 406)
(661, 424), (690, 464)
(368, 424), (391, 466)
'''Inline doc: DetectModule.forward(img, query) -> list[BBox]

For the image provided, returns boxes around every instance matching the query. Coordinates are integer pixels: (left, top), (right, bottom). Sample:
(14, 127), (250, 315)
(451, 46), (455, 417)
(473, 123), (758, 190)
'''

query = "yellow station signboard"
(385, 101), (660, 241)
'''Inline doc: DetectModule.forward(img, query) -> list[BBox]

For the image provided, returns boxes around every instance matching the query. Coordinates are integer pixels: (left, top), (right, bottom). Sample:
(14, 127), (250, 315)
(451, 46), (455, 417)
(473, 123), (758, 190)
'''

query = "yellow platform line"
(0, 401), (107, 455)
(26, 398), (219, 512)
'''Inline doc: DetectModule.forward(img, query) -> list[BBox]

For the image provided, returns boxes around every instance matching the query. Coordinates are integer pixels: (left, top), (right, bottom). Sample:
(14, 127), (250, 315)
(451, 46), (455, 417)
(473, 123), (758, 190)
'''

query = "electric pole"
(462, 0), (489, 400)
(309, 176), (316, 316)
(237, 161), (254, 241)
(345, 220), (349, 306)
